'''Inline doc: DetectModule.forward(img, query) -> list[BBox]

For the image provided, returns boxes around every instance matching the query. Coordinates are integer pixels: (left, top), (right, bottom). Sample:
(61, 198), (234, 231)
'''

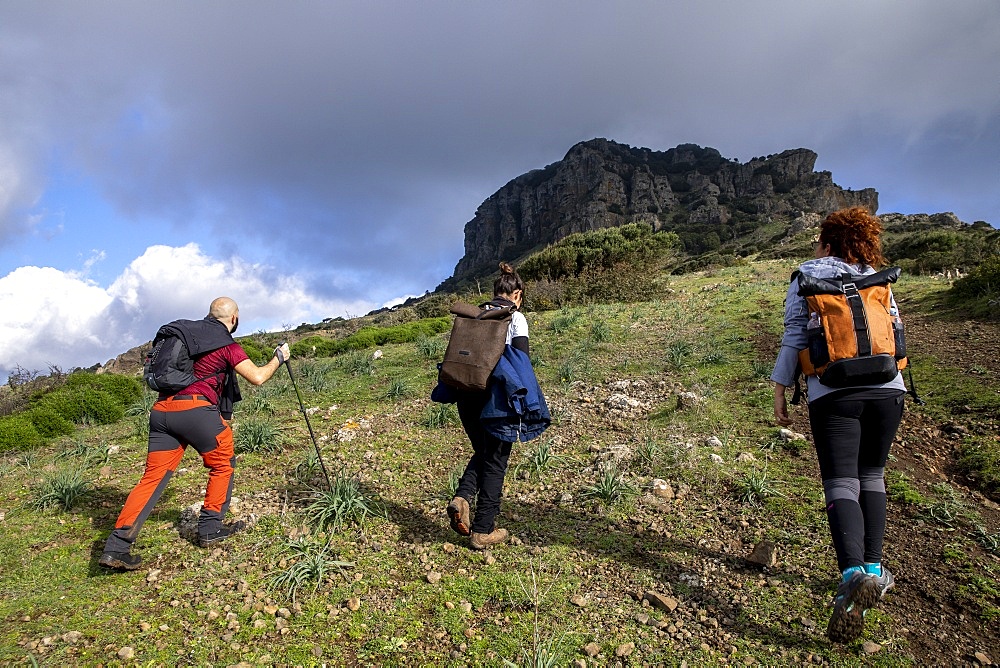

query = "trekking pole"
(281, 346), (333, 491)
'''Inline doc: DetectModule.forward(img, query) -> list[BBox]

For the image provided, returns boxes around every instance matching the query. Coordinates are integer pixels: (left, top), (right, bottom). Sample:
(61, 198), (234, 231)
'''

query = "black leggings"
(808, 390), (905, 571)
(455, 392), (513, 534)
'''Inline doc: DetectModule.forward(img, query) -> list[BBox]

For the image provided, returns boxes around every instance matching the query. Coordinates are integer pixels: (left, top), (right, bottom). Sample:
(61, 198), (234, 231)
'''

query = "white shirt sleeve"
(506, 311), (529, 344)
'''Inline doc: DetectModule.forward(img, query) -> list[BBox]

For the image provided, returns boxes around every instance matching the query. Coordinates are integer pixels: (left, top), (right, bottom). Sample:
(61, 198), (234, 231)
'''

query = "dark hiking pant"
(104, 395), (236, 553)
(809, 389), (905, 571)
(455, 391), (513, 534)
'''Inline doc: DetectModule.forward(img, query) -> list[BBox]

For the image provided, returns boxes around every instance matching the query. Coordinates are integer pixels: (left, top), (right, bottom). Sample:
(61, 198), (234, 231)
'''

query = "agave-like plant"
(304, 472), (386, 532)
(33, 468), (93, 511)
(267, 536), (354, 602)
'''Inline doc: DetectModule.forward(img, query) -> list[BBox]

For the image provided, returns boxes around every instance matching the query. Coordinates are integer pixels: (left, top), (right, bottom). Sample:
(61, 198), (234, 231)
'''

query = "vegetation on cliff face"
(518, 223), (680, 281)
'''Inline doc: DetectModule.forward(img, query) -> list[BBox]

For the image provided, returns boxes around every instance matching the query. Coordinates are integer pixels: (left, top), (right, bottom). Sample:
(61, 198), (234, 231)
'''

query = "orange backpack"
(797, 267), (907, 388)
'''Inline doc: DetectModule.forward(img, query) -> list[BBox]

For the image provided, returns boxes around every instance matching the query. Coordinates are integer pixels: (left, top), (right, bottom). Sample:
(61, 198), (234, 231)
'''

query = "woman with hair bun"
(771, 207), (906, 643)
(446, 262), (535, 550)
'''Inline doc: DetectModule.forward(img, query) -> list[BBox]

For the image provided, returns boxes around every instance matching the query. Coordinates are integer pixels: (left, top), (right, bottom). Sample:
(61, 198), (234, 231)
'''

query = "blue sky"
(1, 1), (998, 380)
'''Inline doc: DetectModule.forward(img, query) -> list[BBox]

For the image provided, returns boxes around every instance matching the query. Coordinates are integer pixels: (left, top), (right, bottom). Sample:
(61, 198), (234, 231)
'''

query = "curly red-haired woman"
(771, 208), (906, 642)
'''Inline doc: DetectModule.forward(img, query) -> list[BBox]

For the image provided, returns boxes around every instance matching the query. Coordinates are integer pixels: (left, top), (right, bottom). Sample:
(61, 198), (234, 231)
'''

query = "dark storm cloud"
(1, 1), (997, 300)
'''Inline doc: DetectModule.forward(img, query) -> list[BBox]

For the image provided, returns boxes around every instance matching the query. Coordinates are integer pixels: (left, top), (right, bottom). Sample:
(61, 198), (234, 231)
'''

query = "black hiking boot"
(99, 551), (142, 571)
(198, 520), (246, 548)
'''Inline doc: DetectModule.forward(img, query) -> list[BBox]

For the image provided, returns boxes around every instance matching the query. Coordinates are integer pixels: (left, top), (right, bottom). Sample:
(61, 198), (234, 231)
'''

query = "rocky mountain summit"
(445, 138), (879, 286)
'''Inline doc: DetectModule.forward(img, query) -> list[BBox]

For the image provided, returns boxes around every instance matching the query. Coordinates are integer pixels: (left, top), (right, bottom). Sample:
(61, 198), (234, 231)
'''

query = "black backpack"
(143, 320), (232, 394)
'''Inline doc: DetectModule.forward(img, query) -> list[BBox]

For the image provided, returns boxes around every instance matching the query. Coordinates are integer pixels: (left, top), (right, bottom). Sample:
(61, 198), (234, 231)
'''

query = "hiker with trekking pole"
(770, 208), (909, 643)
(100, 297), (291, 571)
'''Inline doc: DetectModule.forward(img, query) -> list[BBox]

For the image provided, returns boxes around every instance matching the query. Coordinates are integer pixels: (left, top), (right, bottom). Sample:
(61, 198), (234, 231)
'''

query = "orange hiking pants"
(104, 395), (235, 553)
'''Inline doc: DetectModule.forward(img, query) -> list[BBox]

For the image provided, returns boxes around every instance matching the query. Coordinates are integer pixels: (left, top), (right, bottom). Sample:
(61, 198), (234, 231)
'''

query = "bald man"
(100, 297), (291, 571)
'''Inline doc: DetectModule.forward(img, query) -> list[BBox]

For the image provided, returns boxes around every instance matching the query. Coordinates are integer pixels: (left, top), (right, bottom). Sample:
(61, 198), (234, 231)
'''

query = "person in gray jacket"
(771, 207), (906, 643)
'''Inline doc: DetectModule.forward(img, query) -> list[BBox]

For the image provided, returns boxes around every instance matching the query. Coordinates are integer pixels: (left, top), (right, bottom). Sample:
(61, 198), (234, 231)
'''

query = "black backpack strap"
(790, 376), (803, 406)
(906, 365), (924, 405)
(841, 274), (873, 357)
(789, 362), (805, 406)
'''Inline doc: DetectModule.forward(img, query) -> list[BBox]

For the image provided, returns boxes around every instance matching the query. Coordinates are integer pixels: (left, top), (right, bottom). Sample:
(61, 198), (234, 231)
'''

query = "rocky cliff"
(445, 138), (878, 286)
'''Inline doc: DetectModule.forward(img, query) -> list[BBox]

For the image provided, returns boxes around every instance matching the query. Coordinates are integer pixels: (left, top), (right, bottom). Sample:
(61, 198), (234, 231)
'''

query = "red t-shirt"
(179, 342), (249, 404)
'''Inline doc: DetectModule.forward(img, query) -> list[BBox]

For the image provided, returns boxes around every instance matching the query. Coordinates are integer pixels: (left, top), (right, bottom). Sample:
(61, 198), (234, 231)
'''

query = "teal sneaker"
(826, 569), (879, 643)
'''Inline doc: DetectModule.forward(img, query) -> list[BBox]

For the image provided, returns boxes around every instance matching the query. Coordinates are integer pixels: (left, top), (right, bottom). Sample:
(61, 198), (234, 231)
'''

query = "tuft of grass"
(589, 320), (612, 344)
(523, 438), (561, 478)
(33, 468), (93, 511)
(749, 360), (773, 379)
(886, 471), (926, 505)
(635, 434), (661, 471)
(665, 341), (693, 371)
(921, 483), (971, 528)
(384, 377), (411, 400)
(341, 350), (378, 377)
(56, 435), (109, 466)
(700, 350), (729, 366)
(581, 466), (634, 505)
(416, 335), (446, 359)
(422, 404), (458, 429)
(558, 353), (590, 385)
(304, 472), (386, 532)
(241, 393), (276, 416)
(294, 448), (323, 485)
(253, 378), (290, 399)
(267, 536), (354, 603)
(971, 525), (1000, 555)
(550, 311), (580, 334)
(235, 418), (283, 454)
(299, 359), (335, 392)
(737, 465), (785, 505)
(503, 561), (569, 668)
(445, 462), (465, 499)
(124, 391), (156, 417)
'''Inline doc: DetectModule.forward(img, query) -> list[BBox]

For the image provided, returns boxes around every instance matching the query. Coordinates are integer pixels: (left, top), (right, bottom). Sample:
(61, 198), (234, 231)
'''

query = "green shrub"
(520, 223), (679, 281)
(949, 254), (1000, 318)
(290, 317), (451, 359)
(0, 414), (43, 453)
(30, 374), (135, 426)
(64, 372), (142, 406)
(240, 339), (274, 365)
(26, 405), (75, 438)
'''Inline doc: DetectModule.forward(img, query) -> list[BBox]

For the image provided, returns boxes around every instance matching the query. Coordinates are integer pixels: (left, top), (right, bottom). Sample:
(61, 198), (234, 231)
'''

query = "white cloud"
(0, 243), (376, 381)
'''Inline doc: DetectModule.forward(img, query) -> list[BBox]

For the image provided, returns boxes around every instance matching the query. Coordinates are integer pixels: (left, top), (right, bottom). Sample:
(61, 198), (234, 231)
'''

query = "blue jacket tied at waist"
(480, 346), (550, 442)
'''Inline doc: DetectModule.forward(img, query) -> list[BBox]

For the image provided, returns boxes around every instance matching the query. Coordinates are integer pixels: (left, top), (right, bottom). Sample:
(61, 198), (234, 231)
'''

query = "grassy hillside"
(1, 260), (998, 666)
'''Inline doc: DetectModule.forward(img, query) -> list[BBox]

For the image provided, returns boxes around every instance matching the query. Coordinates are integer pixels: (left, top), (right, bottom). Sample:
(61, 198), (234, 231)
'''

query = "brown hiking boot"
(447, 497), (471, 536)
(470, 527), (509, 550)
